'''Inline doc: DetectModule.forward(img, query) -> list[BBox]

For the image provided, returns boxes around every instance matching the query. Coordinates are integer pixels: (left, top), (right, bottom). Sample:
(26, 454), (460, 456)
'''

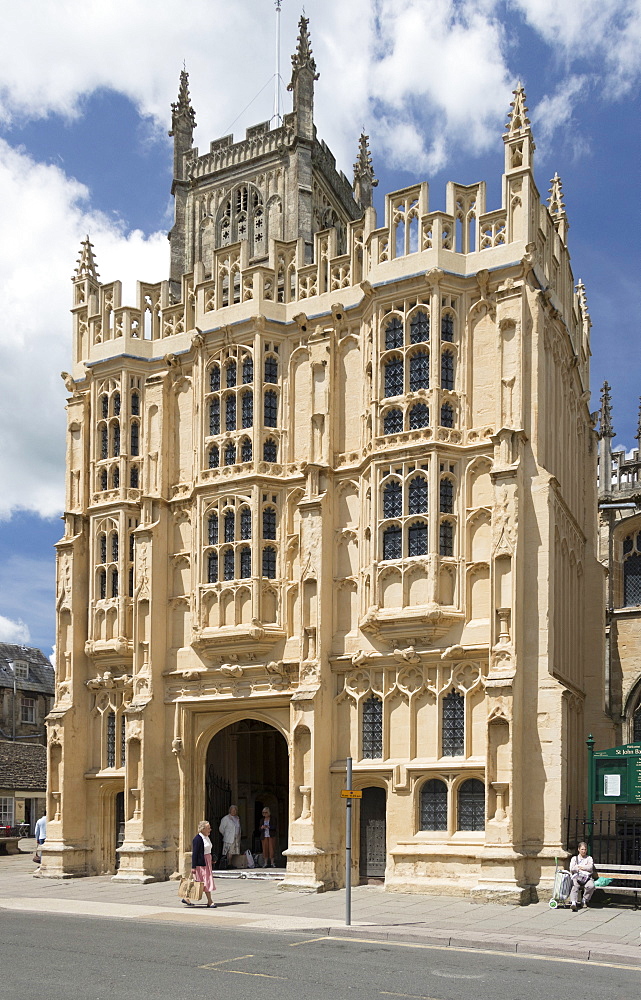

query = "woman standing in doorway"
(260, 807), (277, 867)
(183, 820), (216, 907)
(219, 804), (241, 865)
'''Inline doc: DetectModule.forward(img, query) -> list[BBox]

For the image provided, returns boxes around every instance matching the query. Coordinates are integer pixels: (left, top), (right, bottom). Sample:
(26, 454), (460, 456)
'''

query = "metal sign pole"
(345, 756), (352, 926)
(586, 734), (595, 854)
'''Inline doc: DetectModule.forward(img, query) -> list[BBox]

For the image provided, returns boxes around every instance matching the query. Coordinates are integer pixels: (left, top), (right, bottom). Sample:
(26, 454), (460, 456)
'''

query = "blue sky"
(0, 0), (639, 657)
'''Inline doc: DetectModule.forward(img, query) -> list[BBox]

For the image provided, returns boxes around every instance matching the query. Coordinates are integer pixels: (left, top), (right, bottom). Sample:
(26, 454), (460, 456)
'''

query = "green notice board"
(592, 742), (641, 804)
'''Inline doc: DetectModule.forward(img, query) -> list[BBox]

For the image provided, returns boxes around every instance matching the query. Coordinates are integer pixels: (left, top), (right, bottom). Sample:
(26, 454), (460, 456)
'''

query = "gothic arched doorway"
(359, 786), (386, 881)
(205, 720), (289, 866)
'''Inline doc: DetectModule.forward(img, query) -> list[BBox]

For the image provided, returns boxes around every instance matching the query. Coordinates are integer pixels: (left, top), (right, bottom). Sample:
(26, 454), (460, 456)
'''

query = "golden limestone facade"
(45, 18), (613, 901)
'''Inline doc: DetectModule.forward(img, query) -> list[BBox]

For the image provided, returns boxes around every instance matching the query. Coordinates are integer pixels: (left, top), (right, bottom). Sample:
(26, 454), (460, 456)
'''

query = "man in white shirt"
(34, 815), (46, 845)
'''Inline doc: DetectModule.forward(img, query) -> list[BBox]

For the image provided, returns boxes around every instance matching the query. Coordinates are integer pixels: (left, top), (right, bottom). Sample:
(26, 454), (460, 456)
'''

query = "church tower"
(47, 20), (612, 901)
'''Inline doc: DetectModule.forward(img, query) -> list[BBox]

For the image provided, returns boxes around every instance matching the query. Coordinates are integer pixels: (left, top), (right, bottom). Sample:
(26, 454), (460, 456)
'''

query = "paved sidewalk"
(2, 843), (640, 967)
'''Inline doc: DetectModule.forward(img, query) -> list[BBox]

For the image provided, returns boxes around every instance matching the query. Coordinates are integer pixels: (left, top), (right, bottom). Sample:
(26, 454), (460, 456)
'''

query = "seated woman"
(569, 841), (595, 911)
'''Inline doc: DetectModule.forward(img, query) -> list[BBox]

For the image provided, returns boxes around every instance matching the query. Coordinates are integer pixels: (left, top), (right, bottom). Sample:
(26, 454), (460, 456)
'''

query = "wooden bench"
(594, 863), (641, 908)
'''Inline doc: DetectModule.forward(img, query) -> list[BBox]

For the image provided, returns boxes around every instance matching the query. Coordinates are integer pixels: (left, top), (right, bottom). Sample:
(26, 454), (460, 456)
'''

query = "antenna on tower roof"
(273, 0), (283, 128)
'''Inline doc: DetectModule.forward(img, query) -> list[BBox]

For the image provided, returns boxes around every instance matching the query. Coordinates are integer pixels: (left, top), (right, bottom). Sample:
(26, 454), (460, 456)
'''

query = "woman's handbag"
(574, 870), (591, 885)
(178, 876), (203, 901)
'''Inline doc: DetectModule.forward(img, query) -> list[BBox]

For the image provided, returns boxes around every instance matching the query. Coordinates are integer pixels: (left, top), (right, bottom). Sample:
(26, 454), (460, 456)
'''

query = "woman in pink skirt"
(183, 819), (216, 907)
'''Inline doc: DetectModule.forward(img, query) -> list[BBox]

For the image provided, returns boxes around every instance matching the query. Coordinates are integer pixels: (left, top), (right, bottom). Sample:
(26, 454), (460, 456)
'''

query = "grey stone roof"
(0, 739), (47, 791)
(0, 643), (54, 697)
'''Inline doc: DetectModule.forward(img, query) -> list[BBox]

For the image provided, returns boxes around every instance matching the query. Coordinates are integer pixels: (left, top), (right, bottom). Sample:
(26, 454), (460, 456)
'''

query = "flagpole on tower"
(273, 0), (283, 127)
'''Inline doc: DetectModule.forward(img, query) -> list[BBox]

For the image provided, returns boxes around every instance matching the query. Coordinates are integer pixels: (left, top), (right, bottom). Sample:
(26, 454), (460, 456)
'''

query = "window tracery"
(263, 439), (278, 463)
(362, 695), (383, 758)
(457, 778), (485, 831)
(622, 532), (641, 606)
(380, 465), (429, 562)
(442, 690), (464, 756)
(440, 402), (454, 428)
(420, 779), (448, 830)
(240, 437), (252, 463)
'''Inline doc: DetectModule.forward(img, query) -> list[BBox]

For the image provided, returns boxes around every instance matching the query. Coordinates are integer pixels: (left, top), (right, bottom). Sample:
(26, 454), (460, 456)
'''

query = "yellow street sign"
(341, 790), (362, 799)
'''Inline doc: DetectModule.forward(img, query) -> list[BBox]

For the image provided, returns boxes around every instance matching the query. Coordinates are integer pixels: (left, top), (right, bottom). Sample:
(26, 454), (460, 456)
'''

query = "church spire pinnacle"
(287, 14), (318, 141)
(353, 132), (378, 210)
(170, 68), (196, 133)
(548, 172), (569, 241)
(503, 81), (535, 173)
(73, 235), (99, 282)
(290, 13), (318, 80)
(599, 380), (615, 439)
(505, 82), (531, 136)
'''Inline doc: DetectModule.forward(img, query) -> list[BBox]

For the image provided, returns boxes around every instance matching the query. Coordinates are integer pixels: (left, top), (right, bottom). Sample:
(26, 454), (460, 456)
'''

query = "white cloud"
(0, 613), (30, 644)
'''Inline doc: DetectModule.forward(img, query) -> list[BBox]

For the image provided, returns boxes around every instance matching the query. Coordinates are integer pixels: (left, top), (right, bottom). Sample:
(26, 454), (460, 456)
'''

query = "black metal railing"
(566, 807), (641, 865)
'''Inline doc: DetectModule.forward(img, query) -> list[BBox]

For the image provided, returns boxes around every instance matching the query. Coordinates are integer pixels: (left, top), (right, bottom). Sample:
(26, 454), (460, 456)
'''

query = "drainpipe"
(12, 675), (16, 741)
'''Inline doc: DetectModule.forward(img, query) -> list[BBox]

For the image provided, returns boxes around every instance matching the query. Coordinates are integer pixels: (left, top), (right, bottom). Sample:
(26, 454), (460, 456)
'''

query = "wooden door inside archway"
(359, 786), (386, 879)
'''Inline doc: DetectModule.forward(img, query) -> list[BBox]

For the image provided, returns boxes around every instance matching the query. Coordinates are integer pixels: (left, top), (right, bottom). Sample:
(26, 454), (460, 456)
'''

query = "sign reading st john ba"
(592, 742), (641, 805)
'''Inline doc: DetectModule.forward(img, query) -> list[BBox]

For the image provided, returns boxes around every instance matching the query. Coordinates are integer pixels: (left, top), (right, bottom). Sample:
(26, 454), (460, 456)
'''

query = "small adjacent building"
(0, 739), (47, 835)
(0, 643), (55, 744)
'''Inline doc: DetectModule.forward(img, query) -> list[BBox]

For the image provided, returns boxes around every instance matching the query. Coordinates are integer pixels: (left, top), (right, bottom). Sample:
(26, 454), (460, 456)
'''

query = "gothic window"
(264, 390), (278, 427)
(383, 408), (403, 435)
(240, 508), (251, 540)
(441, 350), (455, 391)
(223, 547), (234, 581)
(362, 695), (383, 759)
(111, 533), (118, 561)
(113, 392), (121, 416)
(226, 361), (237, 388)
(408, 476), (428, 515)
(385, 316), (403, 350)
(112, 467), (120, 489)
(263, 439), (277, 463)
(241, 391), (253, 428)
(242, 357), (253, 384)
(111, 569), (118, 599)
(383, 525), (402, 561)
(420, 779), (448, 831)
(99, 569), (106, 600)
(409, 350), (429, 391)
(410, 311), (430, 344)
(99, 534), (107, 563)
(262, 546), (277, 579)
(264, 357), (278, 383)
(209, 445), (219, 469)
(383, 480), (403, 519)
(441, 313), (454, 342)
(384, 356), (404, 398)
(226, 395), (236, 431)
(130, 422), (139, 456)
(106, 712), (116, 768)
(457, 779), (485, 831)
(131, 391), (140, 416)
(241, 437), (252, 463)
(440, 521), (454, 557)
(440, 402), (454, 428)
(210, 365), (221, 392)
(239, 547), (251, 579)
(101, 394), (108, 419)
(129, 533), (135, 563)
(624, 554), (641, 606)
(210, 398), (220, 435)
(208, 514), (218, 546)
(224, 442), (236, 465)
(224, 510), (235, 543)
(442, 690), (464, 756)
(263, 507), (277, 539)
(100, 469), (108, 490)
(623, 535), (634, 555)
(208, 552), (218, 584)
(129, 567), (134, 597)
(120, 716), (126, 768)
(634, 706), (641, 742)
(101, 427), (108, 460)
(409, 403), (429, 429)
(440, 478), (454, 514)
(130, 466), (139, 488)
(408, 521), (428, 556)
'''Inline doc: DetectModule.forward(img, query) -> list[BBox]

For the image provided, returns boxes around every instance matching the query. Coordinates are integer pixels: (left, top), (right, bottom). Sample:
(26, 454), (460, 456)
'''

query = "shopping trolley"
(548, 857), (572, 908)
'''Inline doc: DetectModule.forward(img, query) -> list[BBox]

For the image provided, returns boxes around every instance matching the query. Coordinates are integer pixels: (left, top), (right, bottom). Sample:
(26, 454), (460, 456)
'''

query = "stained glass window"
(264, 357), (278, 383)
(242, 391), (253, 428)
(262, 546), (277, 579)
(440, 521), (454, 557)
(112, 467), (120, 489)
(442, 690), (464, 756)
(263, 439), (277, 463)
(383, 408), (403, 435)
(264, 390), (278, 427)
(129, 567), (134, 597)
(101, 426), (108, 460)
(441, 350), (455, 390)
(408, 521), (428, 556)
(239, 547), (251, 579)
(458, 779), (485, 831)
(440, 403), (454, 428)
(130, 422), (139, 456)
(208, 514), (218, 546)
(223, 548), (234, 581)
(385, 316), (404, 350)
(226, 361), (237, 388)
(98, 534), (106, 564)
(129, 533), (135, 562)
(106, 712), (116, 768)
(241, 437), (252, 462)
(362, 695), (383, 758)
(101, 395), (108, 419)
(440, 478), (454, 514)
(100, 469), (108, 490)
(420, 779), (448, 830)
(408, 476), (428, 514)
(226, 395), (236, 431)
(210, 366), (220, 392)
(209, 445), (219, 468)
(111, 533), (118, 561)
(210, 398), (220, 435)
(383, 480), (403, 518)
(441, 313), (454, 342)
(240, 508), (251, 540)
(130, 466), (139, 489)
(131, 392), (140, 416)
(383, 525), (402, 560)
(384, 357), (404, 397)
(111, 569), (118, 598)
(224, 442), (236, 465)
(208, 552), (218, 584)
(409, 403), (429, 429)
(624, 554), (641, 606)
(242, 357), (253, 384)
(99, 570), (106, 600)
(224, 510), (235, 543)
(114, 393), (121, 416)
(410, 311), (429, 344)
(409, 350), (429, 391)
(263, 507), (277, 539)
